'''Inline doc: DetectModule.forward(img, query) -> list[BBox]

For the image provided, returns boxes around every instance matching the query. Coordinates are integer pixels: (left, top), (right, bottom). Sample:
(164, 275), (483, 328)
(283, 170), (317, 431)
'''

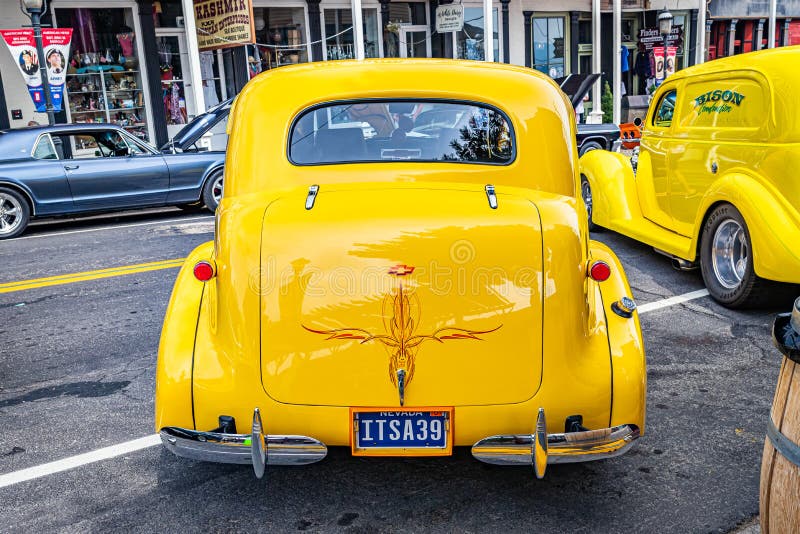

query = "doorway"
(399, 26), (431, 57)
(155, 30), (195, 139)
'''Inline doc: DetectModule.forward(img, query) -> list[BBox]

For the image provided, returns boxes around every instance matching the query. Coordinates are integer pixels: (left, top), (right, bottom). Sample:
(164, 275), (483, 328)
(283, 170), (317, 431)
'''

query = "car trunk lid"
(259, 185), (543, 407)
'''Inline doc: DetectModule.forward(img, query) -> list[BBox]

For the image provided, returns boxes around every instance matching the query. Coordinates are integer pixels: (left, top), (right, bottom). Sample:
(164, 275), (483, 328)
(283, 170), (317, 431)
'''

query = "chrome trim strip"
(767, 417), (800, 468)
(160, 427), (327, 466)
(471, 424), (640, 466)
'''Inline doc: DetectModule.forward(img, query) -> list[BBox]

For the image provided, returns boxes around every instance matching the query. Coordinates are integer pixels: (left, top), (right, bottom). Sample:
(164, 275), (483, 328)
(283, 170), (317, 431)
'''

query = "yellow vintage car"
(155, 59), (646, 478)
(580, 46), (800, 308)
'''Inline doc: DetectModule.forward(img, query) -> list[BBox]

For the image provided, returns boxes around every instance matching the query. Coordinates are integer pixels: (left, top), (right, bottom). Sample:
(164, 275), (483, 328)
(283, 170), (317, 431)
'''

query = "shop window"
(454, 8), (500, 62)
(324, 9), (381, 59)
(157, 35), (189, 127)
(56, 8), (149, 141)
(532, 16), (566, 78)
(251, 7), (309, 71)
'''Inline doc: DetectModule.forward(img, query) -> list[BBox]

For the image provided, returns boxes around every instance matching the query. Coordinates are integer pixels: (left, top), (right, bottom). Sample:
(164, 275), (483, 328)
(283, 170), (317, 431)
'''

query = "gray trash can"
(622, 95), (650, 123)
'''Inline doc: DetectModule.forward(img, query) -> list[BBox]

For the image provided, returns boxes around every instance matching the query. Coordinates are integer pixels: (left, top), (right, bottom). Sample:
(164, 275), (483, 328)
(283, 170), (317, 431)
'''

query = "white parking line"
(0, 287), (710, 489)
(0, 435), (160, 489)
(637, 289), (710, 314)
(18, 216), (213, 240)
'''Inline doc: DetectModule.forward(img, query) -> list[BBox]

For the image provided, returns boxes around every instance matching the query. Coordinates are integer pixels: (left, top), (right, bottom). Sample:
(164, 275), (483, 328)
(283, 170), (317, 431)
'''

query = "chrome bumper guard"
(160, 409), (327, 475)
(471, 408), (640, 477)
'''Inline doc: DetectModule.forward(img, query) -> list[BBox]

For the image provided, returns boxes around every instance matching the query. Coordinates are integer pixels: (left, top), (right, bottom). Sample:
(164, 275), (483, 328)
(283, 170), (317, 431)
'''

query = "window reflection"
(290, 100), (513, 165)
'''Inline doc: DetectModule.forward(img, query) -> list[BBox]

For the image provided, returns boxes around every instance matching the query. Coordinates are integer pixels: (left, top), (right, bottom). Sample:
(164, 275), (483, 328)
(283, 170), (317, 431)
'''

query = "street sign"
(436, 5), (464, 33)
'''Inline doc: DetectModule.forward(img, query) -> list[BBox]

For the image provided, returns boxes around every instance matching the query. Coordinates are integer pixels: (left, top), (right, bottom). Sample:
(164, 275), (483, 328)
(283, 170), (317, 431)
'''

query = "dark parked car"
(555, 74), (621, 156)
(0, 98), (232, 239)
(575, 122), (621, 156)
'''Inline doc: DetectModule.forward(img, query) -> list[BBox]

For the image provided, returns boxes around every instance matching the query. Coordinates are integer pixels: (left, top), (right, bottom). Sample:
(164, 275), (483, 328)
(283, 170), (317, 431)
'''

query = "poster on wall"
(0, 28), (73, 112)
(653, 46), (677, 80)
(194, 0), (255, 51)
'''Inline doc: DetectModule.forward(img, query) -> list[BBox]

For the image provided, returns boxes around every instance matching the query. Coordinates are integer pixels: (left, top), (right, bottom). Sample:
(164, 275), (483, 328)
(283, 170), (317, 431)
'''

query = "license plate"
(351, 407), (454, 456)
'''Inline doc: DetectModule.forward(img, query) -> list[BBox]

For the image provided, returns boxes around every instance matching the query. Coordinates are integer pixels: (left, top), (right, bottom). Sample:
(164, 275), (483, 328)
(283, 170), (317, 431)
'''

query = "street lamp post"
(21, 0), (55, 126)
(659, 8), (674, 79)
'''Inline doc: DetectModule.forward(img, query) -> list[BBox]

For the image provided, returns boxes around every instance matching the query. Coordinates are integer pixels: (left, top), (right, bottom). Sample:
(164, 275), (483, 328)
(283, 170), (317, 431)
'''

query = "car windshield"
(289, 100), (514, 165)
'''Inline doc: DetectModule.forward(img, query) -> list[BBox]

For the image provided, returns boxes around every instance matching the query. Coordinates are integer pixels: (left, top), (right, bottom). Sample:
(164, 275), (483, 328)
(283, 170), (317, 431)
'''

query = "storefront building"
(3, 0), (793, 136)
(0, 0), (241, 147)
(707, 0), (800, 60)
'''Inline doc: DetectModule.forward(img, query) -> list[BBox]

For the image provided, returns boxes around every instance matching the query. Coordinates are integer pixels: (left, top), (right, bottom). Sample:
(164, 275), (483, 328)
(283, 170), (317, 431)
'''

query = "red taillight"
(193, 261), (215, 281)
(589, 261), (611, 282)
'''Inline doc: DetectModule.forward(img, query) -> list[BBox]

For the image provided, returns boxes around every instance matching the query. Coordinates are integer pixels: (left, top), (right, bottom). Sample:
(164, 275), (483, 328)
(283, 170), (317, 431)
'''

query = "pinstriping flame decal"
(302, 265), (502, 390)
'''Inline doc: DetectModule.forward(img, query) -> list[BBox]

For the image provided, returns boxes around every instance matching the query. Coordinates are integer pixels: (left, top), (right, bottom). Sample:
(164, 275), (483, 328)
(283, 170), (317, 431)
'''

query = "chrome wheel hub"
(212, 175), (223, 204)
(711, 219), (748, 289)
(0, 193), (22, 235)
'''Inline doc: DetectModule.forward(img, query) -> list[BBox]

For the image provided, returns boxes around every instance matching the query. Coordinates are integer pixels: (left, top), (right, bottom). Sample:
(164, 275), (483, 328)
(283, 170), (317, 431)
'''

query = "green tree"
(601, 81), (614, 124)
(448, 111), (512, 163)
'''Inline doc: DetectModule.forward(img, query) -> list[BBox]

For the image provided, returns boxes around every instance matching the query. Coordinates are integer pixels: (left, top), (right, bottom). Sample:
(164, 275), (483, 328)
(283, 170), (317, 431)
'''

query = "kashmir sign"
(436, 5), (464, 33)
(194, 0), (255, 51)
(0, 28), (72, 112)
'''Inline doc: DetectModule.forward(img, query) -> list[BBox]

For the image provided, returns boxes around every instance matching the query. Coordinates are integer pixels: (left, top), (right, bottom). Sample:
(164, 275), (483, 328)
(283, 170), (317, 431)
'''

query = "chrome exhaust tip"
(670, 257), (698, 271)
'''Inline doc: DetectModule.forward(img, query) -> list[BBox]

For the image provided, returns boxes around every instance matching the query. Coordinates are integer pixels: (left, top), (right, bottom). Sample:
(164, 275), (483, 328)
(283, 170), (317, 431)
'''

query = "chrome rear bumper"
(161, 408), (637, 479)
(472, 418), (640, 471)
(160, 426), (327, 466)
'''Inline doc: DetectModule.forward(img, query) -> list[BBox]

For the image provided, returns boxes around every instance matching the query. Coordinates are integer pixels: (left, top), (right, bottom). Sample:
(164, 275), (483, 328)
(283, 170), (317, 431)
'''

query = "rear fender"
(579, 150), (641, 227)
(590, 240), (646, 434)
(693, 172), (800, 283)
(154, 241), (215, 432)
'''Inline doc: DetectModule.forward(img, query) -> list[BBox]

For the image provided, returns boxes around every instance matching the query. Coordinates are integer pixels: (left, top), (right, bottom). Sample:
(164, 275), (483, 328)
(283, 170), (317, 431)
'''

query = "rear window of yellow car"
(289, 100), (514, 165)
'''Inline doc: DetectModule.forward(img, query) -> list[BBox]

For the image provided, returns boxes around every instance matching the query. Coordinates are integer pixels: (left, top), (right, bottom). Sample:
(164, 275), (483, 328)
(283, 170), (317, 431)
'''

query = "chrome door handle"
(64, 164), (80, 170)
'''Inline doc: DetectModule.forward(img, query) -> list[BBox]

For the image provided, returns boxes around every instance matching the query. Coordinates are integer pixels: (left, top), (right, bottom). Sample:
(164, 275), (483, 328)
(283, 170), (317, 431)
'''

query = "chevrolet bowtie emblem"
(303, 266), (501, 405)
(388, 264), (415, 276)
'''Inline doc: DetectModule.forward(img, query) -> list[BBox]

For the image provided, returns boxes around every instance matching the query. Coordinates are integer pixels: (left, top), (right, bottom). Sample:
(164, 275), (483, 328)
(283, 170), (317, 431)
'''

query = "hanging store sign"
(0, 28), (72, 113)
(193, 0), (255, 51)
(436, 5), (464, 33)
(638, 27), (683, 51)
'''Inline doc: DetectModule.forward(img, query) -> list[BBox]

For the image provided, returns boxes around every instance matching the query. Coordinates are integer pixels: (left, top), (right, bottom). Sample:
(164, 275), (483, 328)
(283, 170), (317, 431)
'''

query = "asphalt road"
(0, 207), (792, 533)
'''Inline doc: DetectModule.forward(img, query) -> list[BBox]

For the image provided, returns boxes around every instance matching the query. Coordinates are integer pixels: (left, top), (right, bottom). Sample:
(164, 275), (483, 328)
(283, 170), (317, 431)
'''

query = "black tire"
(699, 203), (782, 308)
(580, 175), (600, 232)
(201, 169), (224, 212)
(579, 140), (604, 157)
(0, 187), (31, 239)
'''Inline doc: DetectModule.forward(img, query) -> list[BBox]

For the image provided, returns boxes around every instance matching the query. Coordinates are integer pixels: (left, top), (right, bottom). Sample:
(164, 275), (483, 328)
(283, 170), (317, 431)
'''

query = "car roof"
(656, 45), (800, 141)
(0, 123), (145, 160)
(226, 58), (577, 198)
(668, 45), (800, 83)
